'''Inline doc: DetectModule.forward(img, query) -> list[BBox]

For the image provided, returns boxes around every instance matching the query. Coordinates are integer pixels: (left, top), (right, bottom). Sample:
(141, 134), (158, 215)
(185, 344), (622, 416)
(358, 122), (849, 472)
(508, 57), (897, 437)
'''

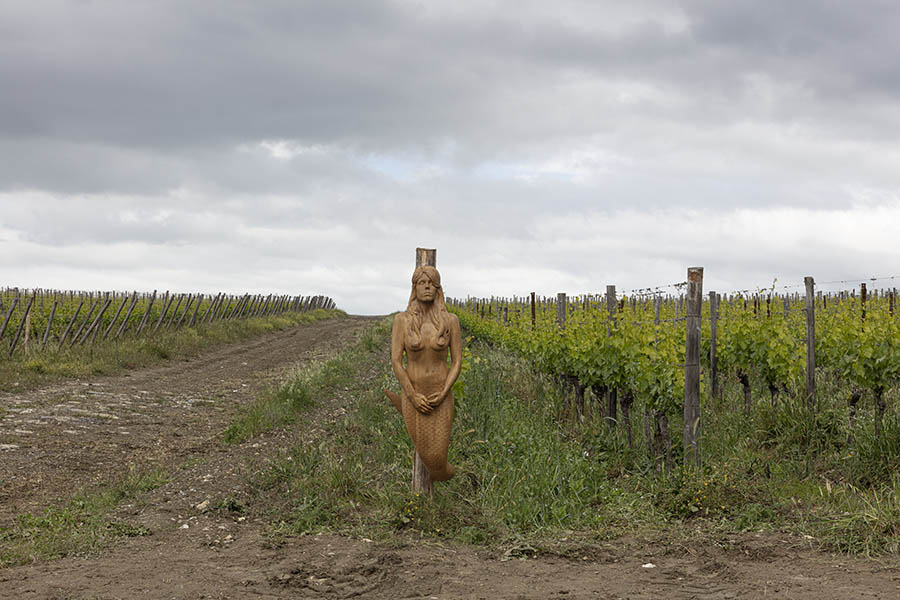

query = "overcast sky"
(2, 0), (900, 314)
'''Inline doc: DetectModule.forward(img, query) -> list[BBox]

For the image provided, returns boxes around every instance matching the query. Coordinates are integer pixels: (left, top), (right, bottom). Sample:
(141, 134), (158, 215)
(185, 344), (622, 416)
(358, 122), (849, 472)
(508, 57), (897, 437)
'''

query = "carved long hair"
(405, 265), (451, 350)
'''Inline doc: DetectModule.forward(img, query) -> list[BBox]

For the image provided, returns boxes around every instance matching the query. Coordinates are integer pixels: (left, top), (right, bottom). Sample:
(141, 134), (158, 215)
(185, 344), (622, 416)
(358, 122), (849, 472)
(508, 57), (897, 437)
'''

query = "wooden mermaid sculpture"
(385, 265), (461, 482)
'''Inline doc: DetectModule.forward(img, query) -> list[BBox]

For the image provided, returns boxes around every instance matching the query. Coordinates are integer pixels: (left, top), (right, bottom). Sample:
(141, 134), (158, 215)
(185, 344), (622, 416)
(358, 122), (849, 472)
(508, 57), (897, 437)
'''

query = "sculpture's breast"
(419, 321), (449, 351)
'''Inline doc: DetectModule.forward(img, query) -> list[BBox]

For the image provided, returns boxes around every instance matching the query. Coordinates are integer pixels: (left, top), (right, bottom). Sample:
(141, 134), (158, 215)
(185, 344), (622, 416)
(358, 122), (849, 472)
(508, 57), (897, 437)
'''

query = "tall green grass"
(252, 330), (657, 546)
(253, 325), (900, 555)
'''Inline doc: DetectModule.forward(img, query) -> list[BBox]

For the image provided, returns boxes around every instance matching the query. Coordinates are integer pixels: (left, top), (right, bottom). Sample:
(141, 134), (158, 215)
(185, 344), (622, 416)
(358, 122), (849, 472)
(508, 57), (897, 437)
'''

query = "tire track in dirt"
(2, 529), (898, 599)
(0, 315), (379, 525)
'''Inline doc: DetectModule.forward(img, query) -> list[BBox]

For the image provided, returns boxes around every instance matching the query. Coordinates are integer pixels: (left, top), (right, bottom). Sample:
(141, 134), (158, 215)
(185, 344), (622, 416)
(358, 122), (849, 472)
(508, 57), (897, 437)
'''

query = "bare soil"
(0, 316), (376, 524)
(1, 316), (899, 600)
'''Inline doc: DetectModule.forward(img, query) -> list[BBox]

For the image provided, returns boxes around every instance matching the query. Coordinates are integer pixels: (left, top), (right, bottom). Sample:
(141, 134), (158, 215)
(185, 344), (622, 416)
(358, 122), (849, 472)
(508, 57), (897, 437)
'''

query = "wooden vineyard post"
(165, 294), (185, 330)
(8, 295), (35, 357)
(70, 299), (98, 347)
(153, 291), (171, 332)
(175, 294), (195, 328)
(413, 247), (436, 496)
(683, 267), (703, 467)
(709, 291), (718, 400)
(42, 300), (58, 350)
(23, 303), (31, 354)
(103, 293), (131, 340)
(58, 297), (84, 349)
(530, 292), (536, 329)
(81, 297), (112, 345)
(0, 297), (17, 341)
(556, 292), (566, 327)
(188, 294), (204, 327)
(605, 285), (617, 428)
(860, 283), (867, 322)
(805, 277), (816, 410)
(203, 293), (221, 323)
(115, 293), (140, 339)
(136, 291), (157, 336)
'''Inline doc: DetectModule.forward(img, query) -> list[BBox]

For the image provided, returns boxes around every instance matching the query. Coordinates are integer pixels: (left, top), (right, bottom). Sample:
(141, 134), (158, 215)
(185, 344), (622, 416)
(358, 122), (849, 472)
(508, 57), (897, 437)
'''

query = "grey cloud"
(3, 0), (899, 196)
(4, 0), (897, 155)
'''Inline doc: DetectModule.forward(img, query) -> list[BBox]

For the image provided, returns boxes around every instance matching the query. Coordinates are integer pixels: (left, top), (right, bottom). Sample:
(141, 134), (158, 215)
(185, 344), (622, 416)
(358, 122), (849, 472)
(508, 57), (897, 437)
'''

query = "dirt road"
(0, 315), (376, 524)
(1, 315), (898, 599)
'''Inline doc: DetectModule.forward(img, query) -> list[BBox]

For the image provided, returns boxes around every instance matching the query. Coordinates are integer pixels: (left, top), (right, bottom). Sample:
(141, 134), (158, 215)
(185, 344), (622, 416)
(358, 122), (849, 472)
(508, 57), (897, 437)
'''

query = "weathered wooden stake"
(114, 293), (138, 339)
(683, 267), (703, 467)
(8, 295), (35, 357)
(709, 291), (718, 400)
(188, 294), (204, 327)
(153, 292), (173, 333)
(530, 291), (536, 329)
(605, 285), (618, 429)
(413, 247), (436, 496)
(804, 277), (816, 410)
(0, 297), (19, 341)
(175, 294), (195, 328)
(70, 300), (99, 347)
(58, 297), (84, 349)
(556, 292), (567, 327)
(22, 298), (32, 354)
(165, 294), (185, 330)
(23, 302), (32, 354)
(135, 291), (157, 336)
(860, 283), (867, 322)
(80, 298), (112, 345)
(103, 293), (131, 340)
(42, 300), (58, 349)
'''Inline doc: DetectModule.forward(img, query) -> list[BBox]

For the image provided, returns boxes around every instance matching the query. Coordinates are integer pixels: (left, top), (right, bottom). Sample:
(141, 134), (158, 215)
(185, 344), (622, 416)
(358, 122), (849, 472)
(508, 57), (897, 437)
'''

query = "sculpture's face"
(415, 276), (436, 302)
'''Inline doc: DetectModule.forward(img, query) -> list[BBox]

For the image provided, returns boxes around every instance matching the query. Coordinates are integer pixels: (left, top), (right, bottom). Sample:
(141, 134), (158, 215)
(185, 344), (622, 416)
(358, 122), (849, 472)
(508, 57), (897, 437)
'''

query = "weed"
(0, 466), (169, 566)
(836, 414), (900, 487)
(24, 358), (46, 373)
(650, 464), (771, 520)
(211, 496), (246, 514)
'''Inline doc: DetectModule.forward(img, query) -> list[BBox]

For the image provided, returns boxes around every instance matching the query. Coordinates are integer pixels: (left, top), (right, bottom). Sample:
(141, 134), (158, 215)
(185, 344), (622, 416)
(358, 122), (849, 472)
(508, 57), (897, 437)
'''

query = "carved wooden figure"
(385, 265), (462, 487)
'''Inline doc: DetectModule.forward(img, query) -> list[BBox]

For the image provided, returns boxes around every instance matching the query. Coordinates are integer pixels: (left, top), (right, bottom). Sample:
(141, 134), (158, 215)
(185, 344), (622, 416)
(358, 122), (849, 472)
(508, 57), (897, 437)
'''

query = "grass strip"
(0, 309), (345, 392)
(223, 317), (388, 444)
(0, 466), (168, 567)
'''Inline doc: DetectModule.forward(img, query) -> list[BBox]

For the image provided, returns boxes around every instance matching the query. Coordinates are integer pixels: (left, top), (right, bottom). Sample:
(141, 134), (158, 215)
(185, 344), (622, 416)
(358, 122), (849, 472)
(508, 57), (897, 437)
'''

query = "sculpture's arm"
(391, 314), (433, 413)
(429, 314), (463, 407)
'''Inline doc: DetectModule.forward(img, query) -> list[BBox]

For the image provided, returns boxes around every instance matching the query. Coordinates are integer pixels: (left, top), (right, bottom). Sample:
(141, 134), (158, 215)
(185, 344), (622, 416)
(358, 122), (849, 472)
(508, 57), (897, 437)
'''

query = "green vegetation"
(251, 323), (654, 545)
(5, 307), (897, 566)
(224, 345), (356, 444)
(251, 317), (900, 556)
(0, 467), (167, 567)
(0, 308), (344, 391)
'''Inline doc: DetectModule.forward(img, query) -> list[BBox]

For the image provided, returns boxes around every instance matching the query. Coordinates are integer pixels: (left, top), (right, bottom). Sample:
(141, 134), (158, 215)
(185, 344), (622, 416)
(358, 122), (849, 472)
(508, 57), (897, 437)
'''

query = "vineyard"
(448, 271), (900, 473)
(0, 287), (336, 360)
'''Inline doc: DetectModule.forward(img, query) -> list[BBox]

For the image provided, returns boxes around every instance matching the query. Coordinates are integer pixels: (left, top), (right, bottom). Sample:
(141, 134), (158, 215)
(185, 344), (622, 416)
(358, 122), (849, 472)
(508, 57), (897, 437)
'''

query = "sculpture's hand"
(411, 392), (434, 414)
(426, 390), (446, 408)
